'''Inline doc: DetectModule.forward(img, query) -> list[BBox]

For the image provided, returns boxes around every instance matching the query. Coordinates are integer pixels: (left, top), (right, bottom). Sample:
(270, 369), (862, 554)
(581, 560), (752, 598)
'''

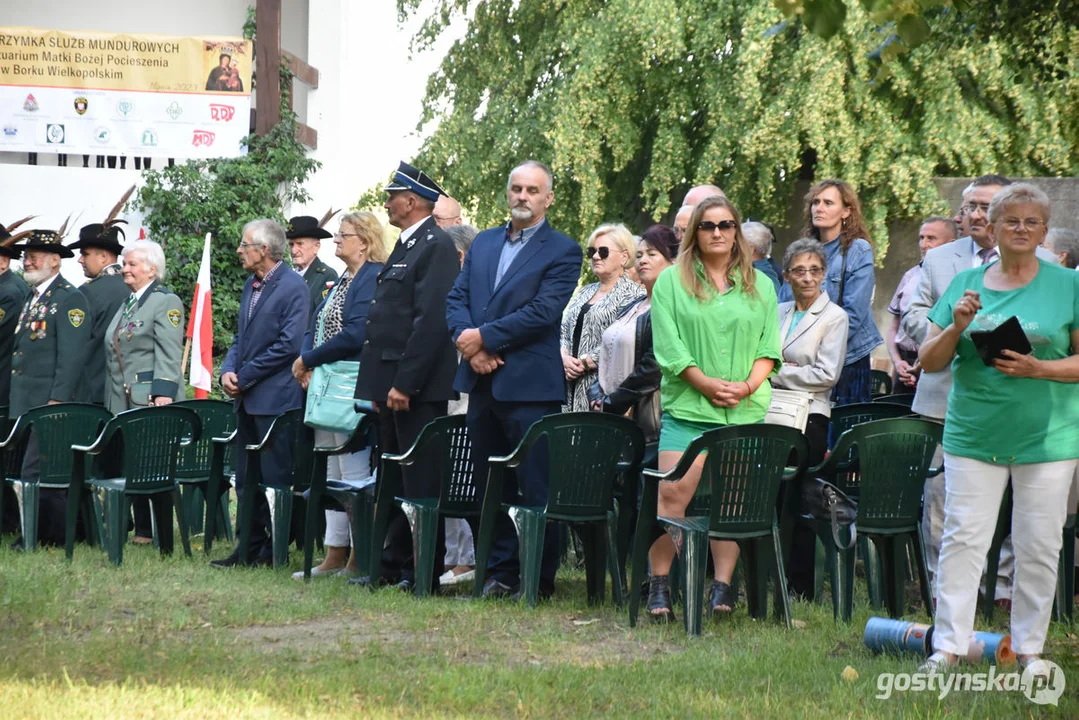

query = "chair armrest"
(313, 414), (376, 456)
(0, 415), (29, 450)
(72, 421), (116, 455)
(212, 429), (238, 445)
(245, 413), (291, 452)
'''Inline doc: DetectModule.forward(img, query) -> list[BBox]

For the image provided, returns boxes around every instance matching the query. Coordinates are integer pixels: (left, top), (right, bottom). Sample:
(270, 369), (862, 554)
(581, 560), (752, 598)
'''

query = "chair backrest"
(872, 393), (916, 408)
(102, 406), (201, 492)
(870, 369), (893, 397)
(12, 404), (113, 486)
(391, 414), (477, 514)
(172, 400), (237, 479)
(515, 412), (644, 521)
(684, 425), (807, 535)
(833, 418), (943, 530)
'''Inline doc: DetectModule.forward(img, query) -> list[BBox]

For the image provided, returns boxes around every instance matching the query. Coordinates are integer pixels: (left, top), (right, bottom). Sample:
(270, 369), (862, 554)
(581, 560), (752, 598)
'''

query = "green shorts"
(657, 411), (725, 454)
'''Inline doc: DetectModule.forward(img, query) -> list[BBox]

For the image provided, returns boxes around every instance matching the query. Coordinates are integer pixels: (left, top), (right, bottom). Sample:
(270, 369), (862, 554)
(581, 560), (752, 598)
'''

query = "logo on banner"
(166, 101), (183, 120)
(46, 124), (66, 144)
(117, 100), (135, 118)
(74, 97), (89, 115)
(141, 129), (158, 147)
(2, 126), (17, 139)
(208, 104), (235, 122)
(192, 130), (216, 147)
(94, 128), (111, 144)
(23, 94), (39, 112)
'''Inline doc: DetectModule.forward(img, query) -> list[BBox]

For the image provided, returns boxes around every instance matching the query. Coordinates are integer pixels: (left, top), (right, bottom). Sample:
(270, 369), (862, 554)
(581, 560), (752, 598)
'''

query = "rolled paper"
(863, 617), (934, 657)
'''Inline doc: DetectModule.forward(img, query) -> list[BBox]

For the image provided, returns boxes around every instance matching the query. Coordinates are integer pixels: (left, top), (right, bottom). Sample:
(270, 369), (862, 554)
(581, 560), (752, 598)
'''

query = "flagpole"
(180, 336), (192, 381)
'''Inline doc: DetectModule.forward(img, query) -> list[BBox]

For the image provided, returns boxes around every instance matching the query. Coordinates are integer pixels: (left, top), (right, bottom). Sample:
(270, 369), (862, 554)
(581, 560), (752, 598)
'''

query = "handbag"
(801, 477), (858, 550)
(764, 387), (812, 432)
(304, 282), (368, 433)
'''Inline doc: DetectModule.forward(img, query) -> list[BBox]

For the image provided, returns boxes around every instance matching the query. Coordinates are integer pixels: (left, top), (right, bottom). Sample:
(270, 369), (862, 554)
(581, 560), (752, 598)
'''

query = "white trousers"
(933, 454), (1076, 656)
(314, 429), (374, 548)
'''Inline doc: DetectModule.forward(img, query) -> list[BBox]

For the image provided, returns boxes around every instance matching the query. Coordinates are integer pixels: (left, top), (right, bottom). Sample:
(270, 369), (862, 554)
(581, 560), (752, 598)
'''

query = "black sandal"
(647, 575), (676, 623)
(710, 580), (736, 616)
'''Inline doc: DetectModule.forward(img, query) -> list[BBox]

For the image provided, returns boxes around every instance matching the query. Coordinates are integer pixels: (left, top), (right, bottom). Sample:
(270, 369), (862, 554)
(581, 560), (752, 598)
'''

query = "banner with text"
(0, 27), (252, 159)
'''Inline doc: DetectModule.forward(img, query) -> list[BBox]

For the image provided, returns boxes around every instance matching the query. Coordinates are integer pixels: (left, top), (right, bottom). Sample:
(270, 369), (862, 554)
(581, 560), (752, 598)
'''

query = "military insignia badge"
(74, 97), (89, 115)
(68, 309), (85, 327)
(406, 237), (417, 250)
(0, 308), (6, 323)
(167, 309), (181, 327)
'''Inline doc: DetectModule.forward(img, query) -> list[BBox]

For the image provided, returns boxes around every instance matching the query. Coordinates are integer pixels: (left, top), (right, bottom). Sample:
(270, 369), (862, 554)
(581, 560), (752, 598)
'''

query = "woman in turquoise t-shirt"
(917, 184), (1079, 674)
(646, 195), (782, 622)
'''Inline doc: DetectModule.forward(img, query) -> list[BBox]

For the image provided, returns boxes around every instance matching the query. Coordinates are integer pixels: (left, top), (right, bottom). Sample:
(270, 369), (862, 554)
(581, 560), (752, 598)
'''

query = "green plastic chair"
(628, 424), (808, 636)
(472, 412), (644, 607)
(870, 369), (892, 397)
(302, 409), (380, 582)
(67, 406), (200, 565)
(808, 417), (942, 622)
(871, 393), (916, 408)
(366, 414), (476, 597)
(0, 404), (112, 551)
(172, 400), (236, 541)
(1054, 513), (1075, 624)
(235, 408), (314, 568)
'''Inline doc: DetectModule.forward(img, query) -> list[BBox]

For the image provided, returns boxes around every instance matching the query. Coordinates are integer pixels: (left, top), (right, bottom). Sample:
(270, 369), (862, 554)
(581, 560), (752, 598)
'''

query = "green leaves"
(802, 0), (848, 39)
(896, 13), (931, 45)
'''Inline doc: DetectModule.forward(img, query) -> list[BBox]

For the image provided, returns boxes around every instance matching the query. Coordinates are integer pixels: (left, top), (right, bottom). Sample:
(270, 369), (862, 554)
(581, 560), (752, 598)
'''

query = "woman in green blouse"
(646, 195), (782, 621)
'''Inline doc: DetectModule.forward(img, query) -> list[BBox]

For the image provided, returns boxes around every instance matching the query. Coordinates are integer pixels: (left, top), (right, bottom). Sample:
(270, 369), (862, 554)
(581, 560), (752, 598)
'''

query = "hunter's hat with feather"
(9, 212), (80, 259)
(285, 208), (340, 241)
(69, 184), (136, 256)
(0, 215), (37, 259)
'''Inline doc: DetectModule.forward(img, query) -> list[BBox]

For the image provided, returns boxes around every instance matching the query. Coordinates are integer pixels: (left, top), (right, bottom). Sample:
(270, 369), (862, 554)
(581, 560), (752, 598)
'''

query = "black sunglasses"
(697, 220), (738, 232)
(586, 246), (610, 260)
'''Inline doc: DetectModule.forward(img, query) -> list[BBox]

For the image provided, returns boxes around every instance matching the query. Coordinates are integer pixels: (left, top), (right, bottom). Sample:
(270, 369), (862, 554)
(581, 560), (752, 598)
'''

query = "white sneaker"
(441, 569), (475, 585)
(291, 565), (343, 580)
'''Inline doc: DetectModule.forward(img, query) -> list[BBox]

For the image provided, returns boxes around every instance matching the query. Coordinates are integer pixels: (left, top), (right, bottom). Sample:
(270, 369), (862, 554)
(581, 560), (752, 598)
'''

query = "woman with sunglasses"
(646, 196), (782, 621)
(779, 180), (881, 405)
(559, 223), (644, 412)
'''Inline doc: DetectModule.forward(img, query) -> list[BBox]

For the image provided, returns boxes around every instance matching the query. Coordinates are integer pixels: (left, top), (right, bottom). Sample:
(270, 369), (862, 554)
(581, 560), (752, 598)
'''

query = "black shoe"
(647, 575), (676, 623)
(348, 574), (391, 588)
(209, 548), (244, 568)
(511, 584), (554, 603)
(481, 578), (519, 599)
(394, 577), (415, 593)
(10, 537), (24, 551)
(710, 580), (737, 616)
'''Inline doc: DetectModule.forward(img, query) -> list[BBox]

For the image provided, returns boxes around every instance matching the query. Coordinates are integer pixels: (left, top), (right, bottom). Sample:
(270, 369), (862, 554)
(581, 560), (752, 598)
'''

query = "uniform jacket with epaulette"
(77, 264), (129, 405)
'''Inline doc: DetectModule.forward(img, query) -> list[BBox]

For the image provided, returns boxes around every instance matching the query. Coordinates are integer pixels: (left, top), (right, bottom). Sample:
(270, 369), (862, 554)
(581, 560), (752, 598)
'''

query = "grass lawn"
(0, 535), (1075, 718)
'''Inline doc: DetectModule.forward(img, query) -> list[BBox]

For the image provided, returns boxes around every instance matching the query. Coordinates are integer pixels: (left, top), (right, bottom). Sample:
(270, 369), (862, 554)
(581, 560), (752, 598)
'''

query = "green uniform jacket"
(103, 281), (185, 414)
(303, 257), (338, 322)
(76, 264), (129, 405)
(9, 274), (92, 418)
(0, 270), (31, 409)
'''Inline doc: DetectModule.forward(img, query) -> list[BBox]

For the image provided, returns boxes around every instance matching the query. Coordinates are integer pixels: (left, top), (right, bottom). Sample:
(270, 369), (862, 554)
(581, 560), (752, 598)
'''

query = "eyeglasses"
(697, 220), (737, 232)
(962, 202), (991, 215)
(788, 266), (824, 278)
(238, 242), (262, 250)
(672, 225), (685, 240)
(586, 246), (610, 260)
(334, 232), (359, 240)
(999, 217), (1045, 231)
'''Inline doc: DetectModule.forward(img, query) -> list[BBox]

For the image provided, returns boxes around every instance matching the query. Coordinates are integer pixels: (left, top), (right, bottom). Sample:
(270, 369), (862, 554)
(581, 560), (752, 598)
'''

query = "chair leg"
(265, 486), (293, 569)
(173, 487), (192, 557)
(770, 526), (793, 628)
(180, 484), (205, 535)
(302, 477), (322, 582)
(741, 539), (766, 620)
(627, 513), (655, 627)
(150, 492), (175, 556)
(813, 536), (826, 603)
(12, 481), (39, 551)
(605, 510), (624, 608)
(1052, 516), (1075, 624)
(860, 535), (884, 610)
(351, 492), (375, 579)
(104, 490), (128, 566)
(235, 481), (255, 562)
(877, 536), (907, 619)
(508, 507), (545, 608)
(912, 530), (934, 620)
(579, 522), (604, 606)
(402, 502), (439, 598)
(666, 525), (706, 637)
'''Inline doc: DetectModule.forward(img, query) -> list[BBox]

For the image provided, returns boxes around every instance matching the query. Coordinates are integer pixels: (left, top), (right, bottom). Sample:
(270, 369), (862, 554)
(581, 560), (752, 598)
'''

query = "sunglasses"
(586, 246), (611, 260)
(697, 220), (737, 232)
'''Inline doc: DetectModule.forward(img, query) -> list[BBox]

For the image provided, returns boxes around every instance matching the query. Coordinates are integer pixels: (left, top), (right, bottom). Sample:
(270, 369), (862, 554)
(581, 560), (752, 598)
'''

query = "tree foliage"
(396, 0), (1078, 258)
(134, 113), (319, 349)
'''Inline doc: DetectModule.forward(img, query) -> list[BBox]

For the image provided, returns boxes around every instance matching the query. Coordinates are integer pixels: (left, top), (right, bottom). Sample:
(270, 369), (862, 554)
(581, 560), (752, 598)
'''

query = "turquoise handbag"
(304, 281), (372, 432)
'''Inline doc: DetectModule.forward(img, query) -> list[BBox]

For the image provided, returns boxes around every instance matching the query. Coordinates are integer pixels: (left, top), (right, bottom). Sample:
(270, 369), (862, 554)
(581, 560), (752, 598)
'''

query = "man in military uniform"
(10, 229), (92, 546)
(286, 216), (339, 321)
(351, 162), (460, 593)
(70, 222), (129, 405)
(0, 220), (32, 535)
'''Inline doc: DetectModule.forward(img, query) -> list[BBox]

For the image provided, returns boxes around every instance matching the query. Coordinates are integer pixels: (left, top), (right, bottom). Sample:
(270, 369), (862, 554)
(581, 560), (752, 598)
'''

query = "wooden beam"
(295, 122), (318, 150)
(282, 50), (319, 88)
(254, 0), (282, 136)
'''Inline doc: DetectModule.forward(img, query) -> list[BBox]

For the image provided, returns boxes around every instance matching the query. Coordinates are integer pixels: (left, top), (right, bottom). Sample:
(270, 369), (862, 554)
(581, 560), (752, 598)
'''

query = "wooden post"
(255, 0), (282, 135)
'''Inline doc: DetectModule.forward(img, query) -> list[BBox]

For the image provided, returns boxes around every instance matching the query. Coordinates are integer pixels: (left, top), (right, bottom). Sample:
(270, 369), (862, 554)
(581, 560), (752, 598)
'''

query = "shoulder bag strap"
(836, 244), (849, 306)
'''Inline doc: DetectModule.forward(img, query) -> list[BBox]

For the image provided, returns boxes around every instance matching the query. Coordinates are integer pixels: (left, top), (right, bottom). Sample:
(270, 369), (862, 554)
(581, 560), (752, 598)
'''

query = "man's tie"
(978, 247), (998, 265)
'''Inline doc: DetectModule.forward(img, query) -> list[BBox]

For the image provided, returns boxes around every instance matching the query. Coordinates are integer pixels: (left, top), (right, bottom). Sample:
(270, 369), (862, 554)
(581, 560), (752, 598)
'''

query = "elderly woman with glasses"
(560, 223), (644, 413)
(917, 183), (1079, 674)
(646, 196), (782, 621)
(770, 238), (848, 597)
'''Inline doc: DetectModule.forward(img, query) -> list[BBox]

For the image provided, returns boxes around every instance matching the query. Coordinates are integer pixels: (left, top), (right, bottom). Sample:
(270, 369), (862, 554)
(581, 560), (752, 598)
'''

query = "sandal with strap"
(647, 575), (676, 623)
(710, 580), (737, 616)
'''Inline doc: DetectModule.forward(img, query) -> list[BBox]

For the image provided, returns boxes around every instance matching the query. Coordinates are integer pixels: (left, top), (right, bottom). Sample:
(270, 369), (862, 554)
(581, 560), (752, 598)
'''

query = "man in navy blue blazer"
(446, 160), (583, 599)
(213, 219), (310, 567)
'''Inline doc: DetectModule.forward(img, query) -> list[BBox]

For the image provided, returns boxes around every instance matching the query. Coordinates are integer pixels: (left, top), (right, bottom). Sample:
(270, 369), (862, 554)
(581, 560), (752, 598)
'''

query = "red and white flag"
(187, 232), (214, 399)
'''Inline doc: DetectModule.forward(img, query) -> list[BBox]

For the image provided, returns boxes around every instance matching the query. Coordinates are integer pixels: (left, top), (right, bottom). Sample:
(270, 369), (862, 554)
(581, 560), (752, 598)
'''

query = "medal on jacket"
(29, 320), (46, 340)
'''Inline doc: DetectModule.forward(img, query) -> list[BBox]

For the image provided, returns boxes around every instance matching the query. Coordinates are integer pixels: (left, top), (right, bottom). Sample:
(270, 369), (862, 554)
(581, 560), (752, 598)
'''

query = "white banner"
(0, 27), (251, 159)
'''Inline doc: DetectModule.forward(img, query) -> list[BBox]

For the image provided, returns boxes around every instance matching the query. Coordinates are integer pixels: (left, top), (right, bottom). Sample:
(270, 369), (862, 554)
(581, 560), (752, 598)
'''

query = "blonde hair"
(338, 211), (388, 265)
(587, 223), (636, 270)
(676, 196), (757, 301)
